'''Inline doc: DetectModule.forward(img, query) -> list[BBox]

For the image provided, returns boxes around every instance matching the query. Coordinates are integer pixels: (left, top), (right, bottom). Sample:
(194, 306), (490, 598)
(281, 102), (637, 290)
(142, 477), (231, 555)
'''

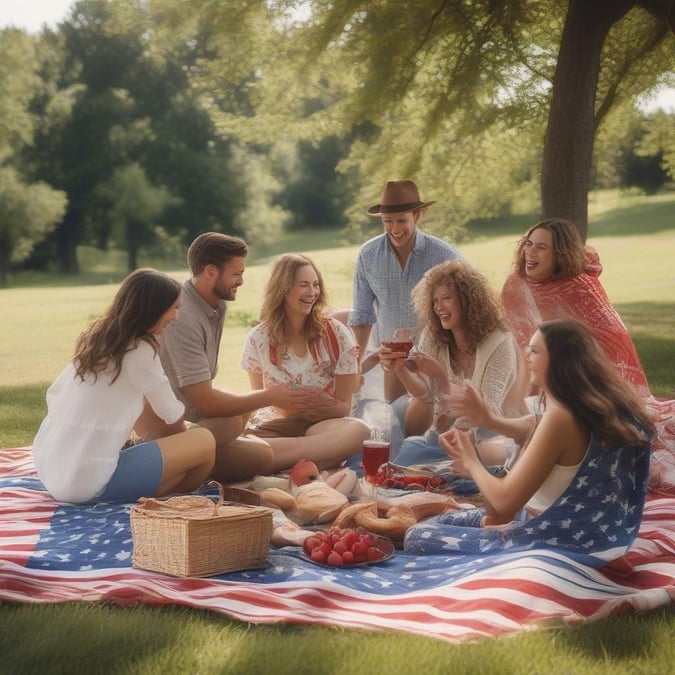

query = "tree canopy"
(0, 28), (67, 282)
(162, 0), (674, 241)
(1, 0), (673, 282)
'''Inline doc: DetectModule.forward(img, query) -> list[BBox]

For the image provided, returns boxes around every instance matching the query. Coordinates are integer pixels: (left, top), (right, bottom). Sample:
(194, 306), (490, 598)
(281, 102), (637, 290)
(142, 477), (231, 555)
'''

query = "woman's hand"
(267, 383), (314, 415)
(301, 389), (340, 422)
(444, 381), (492, 428)
(439, 427), (480, 474)
(379, 345), (408, 374)
(407, 352), (449, 389)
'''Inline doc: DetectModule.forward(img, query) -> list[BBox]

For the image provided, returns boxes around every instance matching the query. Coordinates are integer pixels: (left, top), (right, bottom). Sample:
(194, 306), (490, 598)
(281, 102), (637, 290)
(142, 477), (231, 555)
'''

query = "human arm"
(247, 368), (353, 424)
(300, 373), (357, 422)
(379, 342), (451, 402)
(183, 378), (307, 419)
(128, 343), (186, 426)
(444, 381), (535, 444)
(350, 324), (374, 370)
(348, 251), (378, 363)
(440, 407), (578, 522)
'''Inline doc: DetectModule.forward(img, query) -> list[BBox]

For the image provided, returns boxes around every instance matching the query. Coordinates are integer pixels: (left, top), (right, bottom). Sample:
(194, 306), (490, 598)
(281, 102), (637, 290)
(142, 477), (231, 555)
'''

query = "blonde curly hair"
(411, 260), (504, 354)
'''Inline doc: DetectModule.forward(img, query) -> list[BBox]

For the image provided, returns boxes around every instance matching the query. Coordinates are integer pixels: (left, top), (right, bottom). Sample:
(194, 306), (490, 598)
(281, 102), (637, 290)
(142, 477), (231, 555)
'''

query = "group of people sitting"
(32, 180), (673, 549)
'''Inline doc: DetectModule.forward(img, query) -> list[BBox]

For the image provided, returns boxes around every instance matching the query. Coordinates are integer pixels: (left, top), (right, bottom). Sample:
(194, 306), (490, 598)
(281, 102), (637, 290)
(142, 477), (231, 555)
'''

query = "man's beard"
(214, 286), (236, 301)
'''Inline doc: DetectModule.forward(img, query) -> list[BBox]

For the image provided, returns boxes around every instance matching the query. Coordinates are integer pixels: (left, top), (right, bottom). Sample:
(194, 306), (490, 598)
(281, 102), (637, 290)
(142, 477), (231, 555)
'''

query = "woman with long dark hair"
(405, 320), (654, 561)
(440, 319), (652, 525)
(33, 269), (215, 504)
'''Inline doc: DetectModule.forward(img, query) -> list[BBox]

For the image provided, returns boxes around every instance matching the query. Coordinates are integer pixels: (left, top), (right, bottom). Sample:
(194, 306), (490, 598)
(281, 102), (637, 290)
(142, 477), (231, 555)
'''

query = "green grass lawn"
(1, 190), (674, 673)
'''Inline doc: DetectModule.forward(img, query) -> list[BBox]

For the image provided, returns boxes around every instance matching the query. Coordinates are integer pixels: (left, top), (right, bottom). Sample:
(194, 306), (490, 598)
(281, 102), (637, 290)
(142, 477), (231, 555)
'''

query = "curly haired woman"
(382, 259), (527, 468)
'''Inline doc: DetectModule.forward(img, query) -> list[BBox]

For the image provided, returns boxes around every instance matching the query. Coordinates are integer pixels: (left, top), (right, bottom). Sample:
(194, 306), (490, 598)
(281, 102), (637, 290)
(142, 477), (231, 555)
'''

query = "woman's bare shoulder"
(540, 404), (588, 462)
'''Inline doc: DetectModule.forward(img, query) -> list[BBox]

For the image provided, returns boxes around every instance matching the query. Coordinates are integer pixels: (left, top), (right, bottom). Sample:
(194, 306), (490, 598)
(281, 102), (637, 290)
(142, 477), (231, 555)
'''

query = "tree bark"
(56, 211), (81, 274)
(541, 0), (635, 241)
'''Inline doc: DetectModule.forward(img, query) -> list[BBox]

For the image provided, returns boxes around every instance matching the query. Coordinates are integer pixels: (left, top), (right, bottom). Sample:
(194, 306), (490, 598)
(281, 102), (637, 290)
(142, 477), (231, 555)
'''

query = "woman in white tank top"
(438, 319), (654, 528)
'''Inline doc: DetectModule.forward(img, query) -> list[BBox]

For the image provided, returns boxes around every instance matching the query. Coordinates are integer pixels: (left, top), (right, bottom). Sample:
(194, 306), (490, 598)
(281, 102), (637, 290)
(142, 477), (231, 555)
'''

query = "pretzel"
(353, 504), (417, 541)
(333, 501), (374, 529)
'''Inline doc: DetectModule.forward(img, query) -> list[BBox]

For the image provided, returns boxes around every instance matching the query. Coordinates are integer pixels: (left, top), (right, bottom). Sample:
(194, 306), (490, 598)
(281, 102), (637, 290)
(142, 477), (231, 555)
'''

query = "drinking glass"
(362, 428), (390, 501)
(381, 327), (413, 357)
(441, 381), (470, 430)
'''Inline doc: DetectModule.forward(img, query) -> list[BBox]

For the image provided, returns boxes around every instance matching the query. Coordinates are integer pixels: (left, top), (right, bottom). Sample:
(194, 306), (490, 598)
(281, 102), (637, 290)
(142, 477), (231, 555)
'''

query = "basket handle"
(206, 480), (225, 516)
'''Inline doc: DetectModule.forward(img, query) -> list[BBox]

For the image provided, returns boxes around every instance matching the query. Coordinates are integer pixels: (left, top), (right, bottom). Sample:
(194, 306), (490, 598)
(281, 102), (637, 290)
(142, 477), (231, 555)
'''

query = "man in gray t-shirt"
(135, 232), (303, 482)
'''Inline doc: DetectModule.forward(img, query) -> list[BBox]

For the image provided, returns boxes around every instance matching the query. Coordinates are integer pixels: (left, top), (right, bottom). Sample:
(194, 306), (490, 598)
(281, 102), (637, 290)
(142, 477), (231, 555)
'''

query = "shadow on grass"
(0, 602), (198, 674)
(590, 199), (675, 237)
(556, 604), (675, 662)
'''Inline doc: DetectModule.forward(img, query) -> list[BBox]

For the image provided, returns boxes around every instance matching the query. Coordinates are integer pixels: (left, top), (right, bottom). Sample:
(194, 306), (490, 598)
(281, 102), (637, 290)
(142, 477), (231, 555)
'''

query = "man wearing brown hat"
(347, 180), (462, 427)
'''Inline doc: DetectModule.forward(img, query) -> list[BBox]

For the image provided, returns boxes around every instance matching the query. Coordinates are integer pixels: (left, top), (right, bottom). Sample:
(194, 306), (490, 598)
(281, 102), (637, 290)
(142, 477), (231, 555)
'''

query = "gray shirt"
(160, 279), (226, 421)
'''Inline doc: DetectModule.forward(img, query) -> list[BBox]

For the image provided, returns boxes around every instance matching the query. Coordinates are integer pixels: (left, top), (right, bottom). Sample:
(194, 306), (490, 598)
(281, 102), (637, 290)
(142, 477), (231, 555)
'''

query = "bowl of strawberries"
(301, 525), (394, 568)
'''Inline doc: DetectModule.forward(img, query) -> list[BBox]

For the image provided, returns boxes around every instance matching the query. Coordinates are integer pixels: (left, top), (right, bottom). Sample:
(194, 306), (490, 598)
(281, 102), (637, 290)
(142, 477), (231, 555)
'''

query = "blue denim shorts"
(96, 440), (164, 503)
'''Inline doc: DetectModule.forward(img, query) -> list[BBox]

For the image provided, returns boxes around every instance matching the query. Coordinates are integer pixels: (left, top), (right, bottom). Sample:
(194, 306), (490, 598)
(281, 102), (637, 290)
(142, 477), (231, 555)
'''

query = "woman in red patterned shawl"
(501, 218), (674, 495)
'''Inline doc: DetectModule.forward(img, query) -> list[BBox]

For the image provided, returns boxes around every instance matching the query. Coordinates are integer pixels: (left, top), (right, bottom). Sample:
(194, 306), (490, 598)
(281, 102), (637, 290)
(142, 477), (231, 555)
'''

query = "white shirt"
(33, 340), (184, 503)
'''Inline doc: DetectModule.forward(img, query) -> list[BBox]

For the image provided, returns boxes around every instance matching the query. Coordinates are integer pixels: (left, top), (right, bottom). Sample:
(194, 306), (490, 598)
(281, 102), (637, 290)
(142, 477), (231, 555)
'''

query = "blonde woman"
(242, 254), (369, 471)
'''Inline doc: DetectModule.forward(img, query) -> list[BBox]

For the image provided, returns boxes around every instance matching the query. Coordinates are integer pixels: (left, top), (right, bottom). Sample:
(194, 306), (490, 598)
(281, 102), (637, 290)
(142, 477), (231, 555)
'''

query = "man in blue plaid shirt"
(347, 180), (462, 431)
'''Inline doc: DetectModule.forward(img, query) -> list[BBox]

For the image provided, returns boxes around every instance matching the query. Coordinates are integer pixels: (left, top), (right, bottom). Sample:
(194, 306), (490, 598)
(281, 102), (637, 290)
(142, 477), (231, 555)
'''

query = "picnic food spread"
(239, 460), (469, 551)
(131, 458), (473, 575)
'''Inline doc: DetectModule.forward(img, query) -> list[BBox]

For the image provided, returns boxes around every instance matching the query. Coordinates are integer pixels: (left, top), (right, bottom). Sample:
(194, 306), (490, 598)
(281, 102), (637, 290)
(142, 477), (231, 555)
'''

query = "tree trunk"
(56, 212), (80, 274)
(127, 245), (138, 272)
(541, 0), (635, 242)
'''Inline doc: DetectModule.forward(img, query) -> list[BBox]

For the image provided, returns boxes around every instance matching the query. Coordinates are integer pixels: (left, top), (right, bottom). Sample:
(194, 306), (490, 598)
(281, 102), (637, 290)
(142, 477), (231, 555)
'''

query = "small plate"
(378, 463), (450, 492)
(301, 533), (395, 568)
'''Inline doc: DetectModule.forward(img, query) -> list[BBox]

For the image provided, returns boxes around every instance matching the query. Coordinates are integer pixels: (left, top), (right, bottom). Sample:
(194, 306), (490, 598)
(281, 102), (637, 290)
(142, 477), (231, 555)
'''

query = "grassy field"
(2, 190), (673, 417)
(1, 190), (674, 673)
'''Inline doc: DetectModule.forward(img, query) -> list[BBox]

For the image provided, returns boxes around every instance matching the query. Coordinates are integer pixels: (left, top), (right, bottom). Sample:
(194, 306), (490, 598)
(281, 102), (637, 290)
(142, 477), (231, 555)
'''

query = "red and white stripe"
(1, 449), (674, 643)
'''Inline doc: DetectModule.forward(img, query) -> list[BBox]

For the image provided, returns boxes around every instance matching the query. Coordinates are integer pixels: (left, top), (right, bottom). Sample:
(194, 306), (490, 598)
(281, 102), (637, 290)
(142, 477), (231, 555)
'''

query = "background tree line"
(0, 0), (673, 284)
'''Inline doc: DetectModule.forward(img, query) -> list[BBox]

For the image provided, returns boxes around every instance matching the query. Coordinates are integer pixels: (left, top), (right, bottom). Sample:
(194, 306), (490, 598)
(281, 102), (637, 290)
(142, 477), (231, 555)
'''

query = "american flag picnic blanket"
(1, 447), (674, 643)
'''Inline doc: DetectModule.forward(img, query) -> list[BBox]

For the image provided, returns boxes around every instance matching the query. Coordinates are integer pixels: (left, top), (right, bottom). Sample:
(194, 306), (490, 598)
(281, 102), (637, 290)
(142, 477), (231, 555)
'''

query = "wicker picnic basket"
(130, 482), (274, 577)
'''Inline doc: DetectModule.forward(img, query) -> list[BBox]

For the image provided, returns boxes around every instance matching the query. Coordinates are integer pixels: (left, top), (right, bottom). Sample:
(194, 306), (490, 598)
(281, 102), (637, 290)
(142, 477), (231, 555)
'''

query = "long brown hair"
(73, 269), (180, 383)
(514, 218), (587, 278)
(259, 254), (328, 348)
(411, 260), (504, 354)
(538, 320), (654, 446)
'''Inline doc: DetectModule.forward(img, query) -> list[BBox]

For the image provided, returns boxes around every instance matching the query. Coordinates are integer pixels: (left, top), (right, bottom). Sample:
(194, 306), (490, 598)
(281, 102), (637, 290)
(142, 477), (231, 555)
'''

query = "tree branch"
(595, 22), (670, 126)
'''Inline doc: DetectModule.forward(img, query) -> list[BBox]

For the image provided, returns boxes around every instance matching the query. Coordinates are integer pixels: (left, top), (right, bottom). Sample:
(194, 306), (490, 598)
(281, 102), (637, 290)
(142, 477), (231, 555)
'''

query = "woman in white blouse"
(33, 269), (215, 504)
(242, 254), (369, 471)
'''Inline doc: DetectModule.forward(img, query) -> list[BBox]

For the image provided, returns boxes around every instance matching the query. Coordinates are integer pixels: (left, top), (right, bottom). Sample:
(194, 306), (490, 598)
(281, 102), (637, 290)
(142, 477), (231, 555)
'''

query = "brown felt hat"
(367, 180), (435, 216)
